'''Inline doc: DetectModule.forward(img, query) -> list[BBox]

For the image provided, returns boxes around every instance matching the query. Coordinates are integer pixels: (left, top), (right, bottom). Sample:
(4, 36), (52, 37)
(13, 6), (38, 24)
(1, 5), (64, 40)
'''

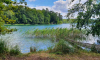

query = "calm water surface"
(1, 24), (99, 53)
(1, 24), (72, 53)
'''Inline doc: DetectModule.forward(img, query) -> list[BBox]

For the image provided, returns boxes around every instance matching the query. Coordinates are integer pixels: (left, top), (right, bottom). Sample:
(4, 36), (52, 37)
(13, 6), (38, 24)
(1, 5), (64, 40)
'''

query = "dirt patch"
(4, 55), (55, 60)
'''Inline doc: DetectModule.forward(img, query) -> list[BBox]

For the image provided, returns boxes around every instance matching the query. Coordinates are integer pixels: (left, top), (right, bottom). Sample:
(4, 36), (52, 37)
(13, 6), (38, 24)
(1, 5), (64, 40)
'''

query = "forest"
(3, 5), (63, 24)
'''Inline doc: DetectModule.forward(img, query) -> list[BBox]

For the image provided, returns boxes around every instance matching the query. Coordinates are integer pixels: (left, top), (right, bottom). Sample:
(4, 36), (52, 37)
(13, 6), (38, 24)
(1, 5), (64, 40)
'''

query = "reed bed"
(25, 28), (86, 41)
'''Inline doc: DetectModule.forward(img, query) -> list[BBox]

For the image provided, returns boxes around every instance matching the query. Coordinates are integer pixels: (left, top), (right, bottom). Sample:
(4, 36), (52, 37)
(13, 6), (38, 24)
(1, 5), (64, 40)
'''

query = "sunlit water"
(0, 24), (99, 53)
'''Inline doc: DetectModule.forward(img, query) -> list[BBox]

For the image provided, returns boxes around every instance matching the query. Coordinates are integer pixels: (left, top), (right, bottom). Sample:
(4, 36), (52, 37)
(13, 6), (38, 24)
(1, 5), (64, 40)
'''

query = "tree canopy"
(0, 0), (26, 34)
(67, 0), (100, 36)
(4, 6), (62, 24)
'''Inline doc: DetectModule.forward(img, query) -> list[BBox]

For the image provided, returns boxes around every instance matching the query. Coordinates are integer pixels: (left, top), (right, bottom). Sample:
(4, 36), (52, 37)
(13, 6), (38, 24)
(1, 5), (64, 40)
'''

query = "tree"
(42, 8), (50, 24)
(37, 10), (44, 24)
(67, 0), (100, 36)
(22, 14), (27, 24)
(0, 0), (26, 34)
(44, 14), (50, 24)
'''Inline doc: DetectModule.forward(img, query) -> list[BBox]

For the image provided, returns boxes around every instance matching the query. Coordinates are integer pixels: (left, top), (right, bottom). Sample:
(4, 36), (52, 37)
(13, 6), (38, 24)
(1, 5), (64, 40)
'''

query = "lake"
(0, 24), (99, 53)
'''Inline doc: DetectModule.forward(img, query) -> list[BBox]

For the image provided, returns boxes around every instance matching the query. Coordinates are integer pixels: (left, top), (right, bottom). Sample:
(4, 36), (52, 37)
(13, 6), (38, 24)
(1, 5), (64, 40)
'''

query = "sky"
(13, 0), (88, 19)
(26, 0), (71, 19)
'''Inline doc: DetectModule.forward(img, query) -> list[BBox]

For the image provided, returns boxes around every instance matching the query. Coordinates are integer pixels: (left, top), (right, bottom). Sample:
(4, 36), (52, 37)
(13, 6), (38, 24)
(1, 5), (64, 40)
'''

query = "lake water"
(0, 24), (99, 53)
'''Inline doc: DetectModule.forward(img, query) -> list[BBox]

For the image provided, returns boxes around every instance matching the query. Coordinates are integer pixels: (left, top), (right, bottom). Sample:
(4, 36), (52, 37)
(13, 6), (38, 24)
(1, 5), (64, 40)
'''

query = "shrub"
(0, 39), (21, 56)
(51, 40), (74, 54)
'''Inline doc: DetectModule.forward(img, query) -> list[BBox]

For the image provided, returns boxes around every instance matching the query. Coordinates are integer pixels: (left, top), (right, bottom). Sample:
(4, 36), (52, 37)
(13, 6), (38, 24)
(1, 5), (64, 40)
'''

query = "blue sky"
(27, 0), (57, 7)
(12, 0), (87, 19)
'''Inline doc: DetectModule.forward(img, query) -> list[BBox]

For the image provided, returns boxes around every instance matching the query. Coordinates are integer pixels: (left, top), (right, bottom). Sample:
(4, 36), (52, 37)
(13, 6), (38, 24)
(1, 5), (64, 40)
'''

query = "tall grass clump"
(48, 40), (75, 54)
(30, 46), (37, 53)
(0, 39), (21, 56)
(0, 40), (9, 55)
(10, 46), (21, 56)
(91, 44), (98, 53)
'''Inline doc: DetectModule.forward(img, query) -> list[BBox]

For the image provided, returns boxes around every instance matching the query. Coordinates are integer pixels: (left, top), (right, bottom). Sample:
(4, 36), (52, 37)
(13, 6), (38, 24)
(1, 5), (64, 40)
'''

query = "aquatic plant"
(25, 28), (86, 41)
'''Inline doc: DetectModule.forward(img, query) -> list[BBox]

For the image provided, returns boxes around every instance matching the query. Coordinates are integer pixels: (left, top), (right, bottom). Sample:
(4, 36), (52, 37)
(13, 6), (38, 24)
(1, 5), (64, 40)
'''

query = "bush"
(51, 40), (74, 54)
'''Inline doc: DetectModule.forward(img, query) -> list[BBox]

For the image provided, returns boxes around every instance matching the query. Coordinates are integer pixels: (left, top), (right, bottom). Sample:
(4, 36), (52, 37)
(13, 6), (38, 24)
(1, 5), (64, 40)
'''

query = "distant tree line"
(4, 5), (63, 24)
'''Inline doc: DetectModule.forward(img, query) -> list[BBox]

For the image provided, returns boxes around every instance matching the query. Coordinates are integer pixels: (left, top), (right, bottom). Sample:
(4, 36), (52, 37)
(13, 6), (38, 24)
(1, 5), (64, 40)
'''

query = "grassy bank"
(4, 24), (31, 26)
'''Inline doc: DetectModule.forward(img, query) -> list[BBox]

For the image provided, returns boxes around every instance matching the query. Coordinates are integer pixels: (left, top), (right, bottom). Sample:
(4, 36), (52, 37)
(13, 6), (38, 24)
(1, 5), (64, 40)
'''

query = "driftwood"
(65, 38), (100, 51)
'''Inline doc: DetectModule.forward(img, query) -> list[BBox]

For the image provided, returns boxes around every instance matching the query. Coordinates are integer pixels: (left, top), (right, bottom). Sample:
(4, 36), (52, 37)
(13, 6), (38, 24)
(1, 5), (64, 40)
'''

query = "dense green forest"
(4, 5), (63, 24)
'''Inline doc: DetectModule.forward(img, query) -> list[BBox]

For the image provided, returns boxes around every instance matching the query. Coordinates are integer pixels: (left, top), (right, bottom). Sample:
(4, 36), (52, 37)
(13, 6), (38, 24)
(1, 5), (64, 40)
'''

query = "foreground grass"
(1, 50), (100, 60)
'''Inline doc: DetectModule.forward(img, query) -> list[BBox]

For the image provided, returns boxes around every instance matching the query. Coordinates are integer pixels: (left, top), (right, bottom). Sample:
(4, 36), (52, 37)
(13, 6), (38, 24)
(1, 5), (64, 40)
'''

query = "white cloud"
(28, 0), (87, 19)
(31, 0), (70, 18)
(34, 6), (51, 10)
(29, 0), (36, 2)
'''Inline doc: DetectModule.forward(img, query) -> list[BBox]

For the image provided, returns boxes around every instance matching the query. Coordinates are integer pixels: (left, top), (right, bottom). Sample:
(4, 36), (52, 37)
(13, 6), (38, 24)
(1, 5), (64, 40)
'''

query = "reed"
(25, 28), (86, 41)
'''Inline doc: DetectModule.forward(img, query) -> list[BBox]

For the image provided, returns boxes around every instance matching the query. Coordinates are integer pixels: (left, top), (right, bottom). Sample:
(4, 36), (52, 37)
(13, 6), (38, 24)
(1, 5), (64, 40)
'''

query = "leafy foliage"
(5, 6), (63, 24)
(67, 0), (100, 36)
(0, 0), (27, 34)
